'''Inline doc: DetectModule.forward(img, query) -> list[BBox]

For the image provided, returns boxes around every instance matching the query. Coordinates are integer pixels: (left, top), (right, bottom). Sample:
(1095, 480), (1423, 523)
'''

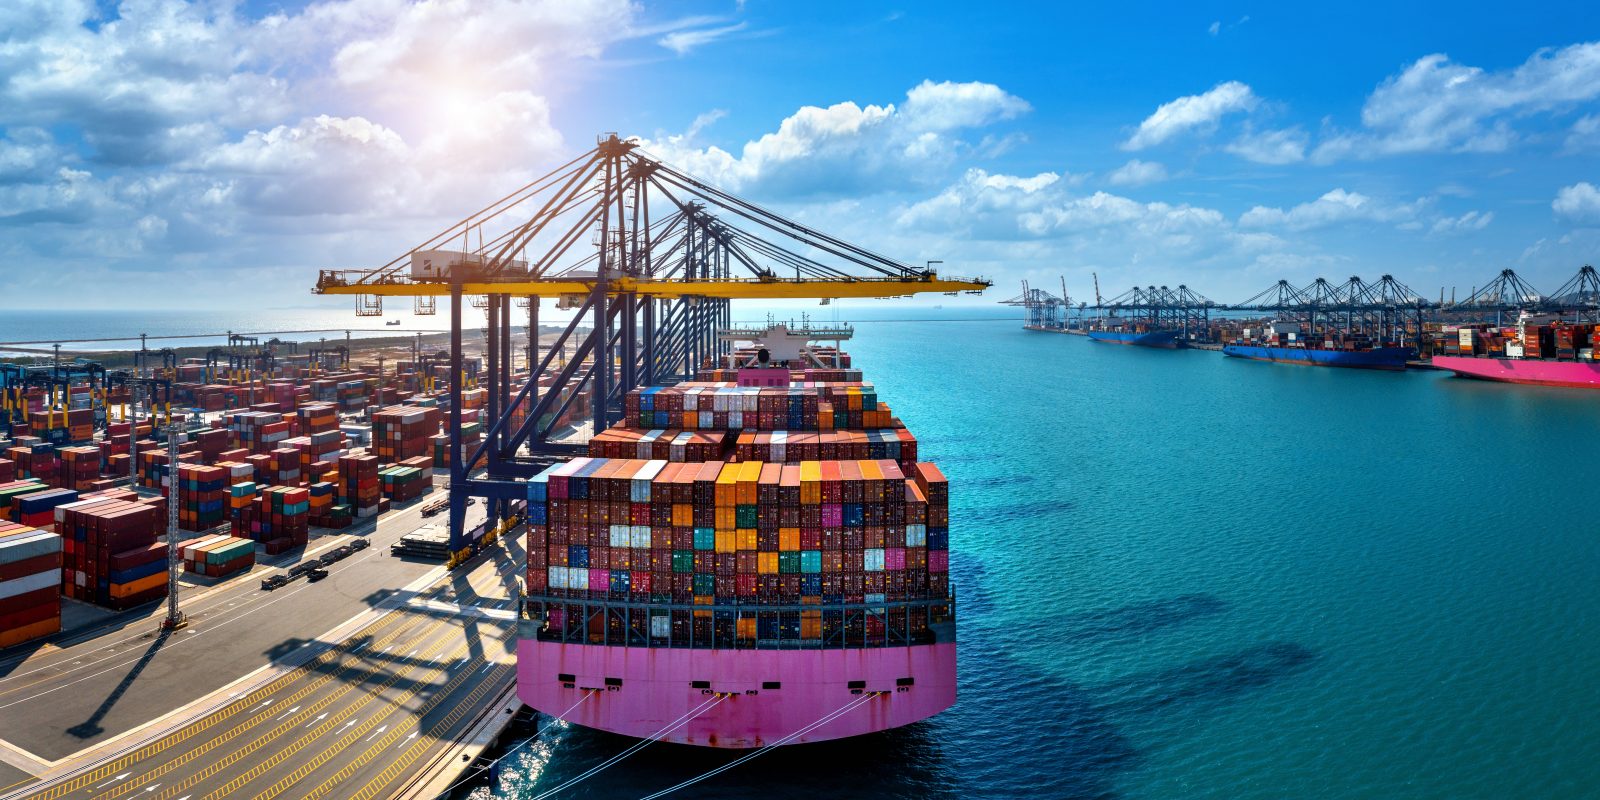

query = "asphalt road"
(0, 488), (523, 800)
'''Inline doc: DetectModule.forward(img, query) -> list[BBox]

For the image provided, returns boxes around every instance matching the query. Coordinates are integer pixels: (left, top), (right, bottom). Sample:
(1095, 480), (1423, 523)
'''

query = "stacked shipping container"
(0, 523), (61, 647)
(57, 498), (166, 609)
(524, 455), (950, 645)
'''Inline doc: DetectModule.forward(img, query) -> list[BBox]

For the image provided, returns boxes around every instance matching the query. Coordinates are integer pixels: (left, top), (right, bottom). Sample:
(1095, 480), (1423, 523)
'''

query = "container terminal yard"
(1006, 267), (1600, 385)
(0, 136), (989, 798)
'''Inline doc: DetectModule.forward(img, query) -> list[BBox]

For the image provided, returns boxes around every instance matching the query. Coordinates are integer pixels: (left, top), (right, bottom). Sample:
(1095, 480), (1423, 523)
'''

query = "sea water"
(487, 313), (1600, 799)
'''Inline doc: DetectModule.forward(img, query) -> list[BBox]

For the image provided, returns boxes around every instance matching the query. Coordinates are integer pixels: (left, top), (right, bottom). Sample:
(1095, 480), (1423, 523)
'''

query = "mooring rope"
(428, 691), (594, 799)
(529, 693), (727, 799)
(636, 691), (882, 800)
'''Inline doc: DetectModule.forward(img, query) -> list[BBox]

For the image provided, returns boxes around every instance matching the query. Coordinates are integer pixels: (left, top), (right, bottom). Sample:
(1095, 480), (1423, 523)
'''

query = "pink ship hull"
(1433, 356), (1600, 389)
(516, 639), (957, 748)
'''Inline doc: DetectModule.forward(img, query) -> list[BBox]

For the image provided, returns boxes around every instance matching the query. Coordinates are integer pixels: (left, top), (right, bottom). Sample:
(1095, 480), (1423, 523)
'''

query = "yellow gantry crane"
(313, 133), (989, 558)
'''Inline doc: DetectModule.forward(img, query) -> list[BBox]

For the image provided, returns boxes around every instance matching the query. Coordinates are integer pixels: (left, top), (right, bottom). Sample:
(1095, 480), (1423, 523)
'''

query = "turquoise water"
(476, 315), (1600, 799)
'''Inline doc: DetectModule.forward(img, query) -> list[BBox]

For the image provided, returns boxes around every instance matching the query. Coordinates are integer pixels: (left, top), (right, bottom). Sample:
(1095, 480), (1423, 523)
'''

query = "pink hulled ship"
(518, 325), (956, 747)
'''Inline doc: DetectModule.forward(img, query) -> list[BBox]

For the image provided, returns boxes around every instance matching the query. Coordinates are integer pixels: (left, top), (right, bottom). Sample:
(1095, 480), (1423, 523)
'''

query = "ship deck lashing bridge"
(315, 134), (990, 560)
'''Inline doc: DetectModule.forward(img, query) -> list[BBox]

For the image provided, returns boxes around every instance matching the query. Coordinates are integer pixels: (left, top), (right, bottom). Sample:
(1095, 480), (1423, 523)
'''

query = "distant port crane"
(999, 279), (1069, 329)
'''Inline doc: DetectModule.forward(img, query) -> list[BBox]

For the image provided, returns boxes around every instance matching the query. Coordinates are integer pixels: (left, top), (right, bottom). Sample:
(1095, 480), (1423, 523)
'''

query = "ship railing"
(519, 593), (956, 651)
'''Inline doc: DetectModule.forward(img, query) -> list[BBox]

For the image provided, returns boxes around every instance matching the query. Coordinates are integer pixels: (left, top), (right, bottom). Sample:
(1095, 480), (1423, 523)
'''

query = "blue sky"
(3, 0), (1599, 310)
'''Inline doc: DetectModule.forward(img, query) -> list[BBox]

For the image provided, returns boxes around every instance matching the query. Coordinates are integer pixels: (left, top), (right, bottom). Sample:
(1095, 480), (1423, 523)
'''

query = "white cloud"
(1566, 115), (1600, 153)
(1106, 159), (1168, 187)
(902, 80), (1032, 131)
(1430, 210), (1494, 234)
(0, 0), (289, 165)
(640, 80), (1030, 197)
(1553, 182), (1600, 224)
(0, 0), (643, 306)
(1123, 81), (1258, 150)
(1208, 21), (1220, 36)
(1226, 126), (1308, 164)
(1240, 189), (1425, 231)
(897, 167), (1228, 247)
(0, 128), (66, 183)
(659, 21), (747, 55)
(194, 115), (412, 217)
(1313, 42), (1600, 162)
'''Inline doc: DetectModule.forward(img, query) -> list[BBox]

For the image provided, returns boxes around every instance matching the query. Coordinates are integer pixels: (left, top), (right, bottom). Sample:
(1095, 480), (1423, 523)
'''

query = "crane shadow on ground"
(66, 627), (173, 740)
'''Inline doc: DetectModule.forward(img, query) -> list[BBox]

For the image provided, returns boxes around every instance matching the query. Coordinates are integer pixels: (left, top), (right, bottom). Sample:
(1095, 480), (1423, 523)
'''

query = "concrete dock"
(0, 485), (524, 800)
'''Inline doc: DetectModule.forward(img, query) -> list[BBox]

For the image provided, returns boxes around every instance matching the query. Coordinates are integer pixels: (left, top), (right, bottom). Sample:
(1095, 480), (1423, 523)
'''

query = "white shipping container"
(1505, 343), (1525, 358)
(905, 524), (926, 547)
(0, 570), (58, 601)
(1458, 328), (1475, 346)
(609, 525), (629, 548)
(0, 530), (61, 564)
(864, 548), (885, 572)
(650, 614), (671, 638)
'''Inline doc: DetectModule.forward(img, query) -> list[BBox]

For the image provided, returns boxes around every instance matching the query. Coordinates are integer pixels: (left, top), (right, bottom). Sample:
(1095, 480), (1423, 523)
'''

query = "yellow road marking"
(85, 613), (441, 800)
(19, 558), (514, 800)
(233, 635), (484, 800)
(19, 609), (418, 800)
(329, 663), (514, 800)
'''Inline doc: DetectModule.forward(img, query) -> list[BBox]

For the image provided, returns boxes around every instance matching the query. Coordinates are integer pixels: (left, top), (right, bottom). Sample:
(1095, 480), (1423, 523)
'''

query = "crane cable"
(427, 692), (594, 799)
(635, 691), (881, 800)
(529, 694), (726, 800)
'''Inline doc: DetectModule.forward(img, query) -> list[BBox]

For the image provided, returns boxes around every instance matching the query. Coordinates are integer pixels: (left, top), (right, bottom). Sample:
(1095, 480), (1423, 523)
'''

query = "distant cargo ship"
(1431, 356), (1600, 389)
(1222, 343), (1413, 370)
(1086, 329), (1179, 348)
(1430, 315), (1600, 389)
(1222, 320), (1414, 371)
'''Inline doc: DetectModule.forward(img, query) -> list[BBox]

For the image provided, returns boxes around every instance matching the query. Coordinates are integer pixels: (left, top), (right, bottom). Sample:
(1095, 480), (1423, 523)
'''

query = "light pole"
(161, 417), (186, 631)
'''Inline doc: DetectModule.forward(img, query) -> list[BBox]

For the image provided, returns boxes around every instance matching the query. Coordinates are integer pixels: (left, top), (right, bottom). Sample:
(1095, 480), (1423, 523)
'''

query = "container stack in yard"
(338, 453), (382, 518)
(58, 446), (100, 491)
(371, 405), (442, 461)
(379, 465), (429, 502)
(58, 496), (167, 609)
(174, 464), (228, 532)
(14, 488), (79, 529)
(8, 443), (58, 484)
(0, 522), (62, 647)
(181, 534), (256, 578)
(232, 486), (310, 554)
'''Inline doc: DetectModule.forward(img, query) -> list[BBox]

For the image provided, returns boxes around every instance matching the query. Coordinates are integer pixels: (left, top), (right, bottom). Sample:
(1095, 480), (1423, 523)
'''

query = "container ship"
(1223, 322), (1413, 371)
(1431, 316), (1600, 389)
(1086, 325), (1179, 348)
(517, 325), (956, 748)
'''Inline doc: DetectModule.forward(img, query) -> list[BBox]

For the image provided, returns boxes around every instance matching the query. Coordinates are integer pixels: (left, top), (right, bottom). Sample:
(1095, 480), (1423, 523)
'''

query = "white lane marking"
(340, 719), (358, 731)
(96, 773), (131, 788)
(365, 725), (388, 742)
(478, 663), (493, 675)
(275, 705), (300, 720)
(396, 732), (417, 750)
(256, 698), (275, 709)
(144, 783), (160, 792)
(305, 713), (328, 728)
